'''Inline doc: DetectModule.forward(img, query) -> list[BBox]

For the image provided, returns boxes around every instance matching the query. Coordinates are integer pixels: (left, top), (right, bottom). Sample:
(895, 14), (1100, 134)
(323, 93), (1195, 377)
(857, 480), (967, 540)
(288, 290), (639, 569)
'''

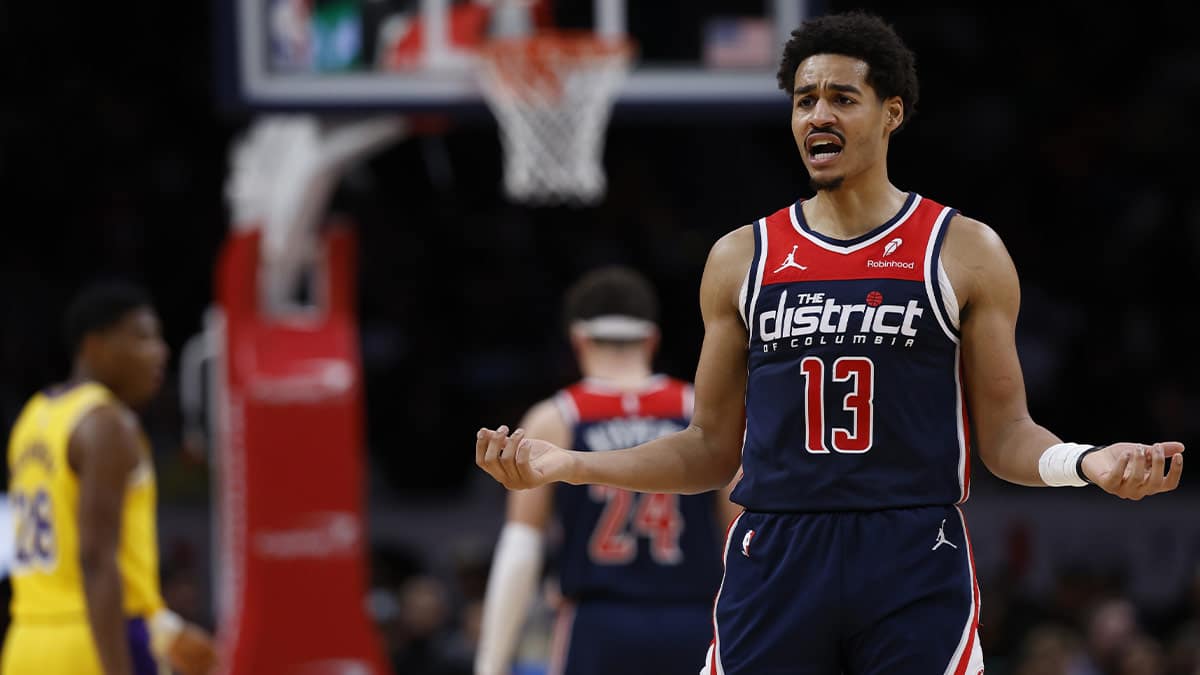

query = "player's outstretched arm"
(475, 399), (563, 675)
(477, 226), (753, 494)
(948, 215), (1184, 498)
(72, 405), (140, 675)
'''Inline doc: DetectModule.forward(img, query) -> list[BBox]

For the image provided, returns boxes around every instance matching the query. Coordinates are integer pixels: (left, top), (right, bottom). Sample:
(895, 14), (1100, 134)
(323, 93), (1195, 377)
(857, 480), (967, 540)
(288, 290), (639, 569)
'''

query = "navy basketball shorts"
(701, 505), (984, 675)
(548, 599), (713, 675)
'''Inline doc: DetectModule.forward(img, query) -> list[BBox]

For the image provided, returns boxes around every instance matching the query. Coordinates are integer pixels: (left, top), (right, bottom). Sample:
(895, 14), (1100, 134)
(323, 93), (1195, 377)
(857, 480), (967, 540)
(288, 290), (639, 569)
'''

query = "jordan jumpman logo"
(931, 519), (959, 551)
(773, 245), (808, 273)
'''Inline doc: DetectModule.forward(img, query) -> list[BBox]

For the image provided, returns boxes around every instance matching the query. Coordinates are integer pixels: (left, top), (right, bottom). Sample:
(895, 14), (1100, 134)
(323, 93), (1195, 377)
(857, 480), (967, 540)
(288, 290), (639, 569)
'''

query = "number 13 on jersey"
(800, 356), (875, 453)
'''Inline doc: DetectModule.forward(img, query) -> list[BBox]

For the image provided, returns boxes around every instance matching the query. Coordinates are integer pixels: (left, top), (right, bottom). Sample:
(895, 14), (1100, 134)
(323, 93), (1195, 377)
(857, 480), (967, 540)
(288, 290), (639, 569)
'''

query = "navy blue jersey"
(730, 193), (971, 512)
(553, 377), (724, 604)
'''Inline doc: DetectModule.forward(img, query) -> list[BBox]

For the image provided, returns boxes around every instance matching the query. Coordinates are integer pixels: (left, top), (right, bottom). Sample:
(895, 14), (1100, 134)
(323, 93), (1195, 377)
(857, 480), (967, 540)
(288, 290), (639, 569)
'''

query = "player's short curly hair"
(63, 281), (152, 355)
(777, 11), (919, 133)
(563, 266), (659, 335)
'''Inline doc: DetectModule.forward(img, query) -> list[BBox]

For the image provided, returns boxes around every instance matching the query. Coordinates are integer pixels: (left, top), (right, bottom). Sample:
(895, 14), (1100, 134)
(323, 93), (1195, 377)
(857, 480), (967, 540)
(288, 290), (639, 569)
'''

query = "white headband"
(572, 315), (656, 340)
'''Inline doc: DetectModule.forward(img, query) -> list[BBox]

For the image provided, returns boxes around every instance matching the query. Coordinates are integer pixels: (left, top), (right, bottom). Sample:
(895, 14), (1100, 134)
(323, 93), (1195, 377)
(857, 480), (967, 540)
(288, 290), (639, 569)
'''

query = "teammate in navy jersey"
(474, 267), (740, 675)
(476, 11), (1185, 675)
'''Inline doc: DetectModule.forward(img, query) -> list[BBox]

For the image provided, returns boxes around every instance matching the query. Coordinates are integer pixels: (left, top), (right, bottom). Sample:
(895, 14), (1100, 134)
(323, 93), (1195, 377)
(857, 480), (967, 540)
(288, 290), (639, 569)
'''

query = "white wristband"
(1038, 442), (1092, 487)
(148, 608), (184, 659)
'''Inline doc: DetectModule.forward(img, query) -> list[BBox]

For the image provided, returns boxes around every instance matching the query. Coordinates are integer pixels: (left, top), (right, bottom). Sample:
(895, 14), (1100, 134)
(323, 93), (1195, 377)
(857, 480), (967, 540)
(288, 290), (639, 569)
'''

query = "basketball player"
(2, 283), (216, 675)
(474, 267), (740, 675)
(476, 11), (1186, 674)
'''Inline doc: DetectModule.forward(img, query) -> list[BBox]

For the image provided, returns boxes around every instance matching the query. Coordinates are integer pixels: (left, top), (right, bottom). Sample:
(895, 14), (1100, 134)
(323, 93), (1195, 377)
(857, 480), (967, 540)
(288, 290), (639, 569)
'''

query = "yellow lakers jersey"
(7, 381), (165, 619)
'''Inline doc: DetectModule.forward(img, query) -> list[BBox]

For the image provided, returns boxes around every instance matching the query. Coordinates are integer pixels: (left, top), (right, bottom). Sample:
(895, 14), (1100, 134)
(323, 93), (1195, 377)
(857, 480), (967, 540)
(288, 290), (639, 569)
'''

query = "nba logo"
(741, 530), (755, 557)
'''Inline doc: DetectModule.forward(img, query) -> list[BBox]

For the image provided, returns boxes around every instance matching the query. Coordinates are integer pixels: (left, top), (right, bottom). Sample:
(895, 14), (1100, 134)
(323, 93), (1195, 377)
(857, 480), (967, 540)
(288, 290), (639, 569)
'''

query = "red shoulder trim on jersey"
(561, 385), (624, 422)
(638, 378), (691, 419)
(563, 377), (691, 421)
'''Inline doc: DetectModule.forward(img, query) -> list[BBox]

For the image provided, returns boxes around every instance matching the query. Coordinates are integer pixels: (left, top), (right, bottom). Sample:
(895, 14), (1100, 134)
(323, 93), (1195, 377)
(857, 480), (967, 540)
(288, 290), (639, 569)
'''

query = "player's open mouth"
(806, 133), (844, 166)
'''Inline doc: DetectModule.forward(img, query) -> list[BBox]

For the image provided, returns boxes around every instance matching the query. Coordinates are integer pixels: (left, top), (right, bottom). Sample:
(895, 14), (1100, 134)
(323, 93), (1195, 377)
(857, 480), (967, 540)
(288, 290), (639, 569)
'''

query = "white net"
(478, 33), (633, 205)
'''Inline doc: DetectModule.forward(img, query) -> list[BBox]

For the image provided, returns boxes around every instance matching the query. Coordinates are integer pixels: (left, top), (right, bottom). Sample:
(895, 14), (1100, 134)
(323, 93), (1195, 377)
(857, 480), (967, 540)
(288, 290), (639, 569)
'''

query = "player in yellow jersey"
(2, 282), (216, 675)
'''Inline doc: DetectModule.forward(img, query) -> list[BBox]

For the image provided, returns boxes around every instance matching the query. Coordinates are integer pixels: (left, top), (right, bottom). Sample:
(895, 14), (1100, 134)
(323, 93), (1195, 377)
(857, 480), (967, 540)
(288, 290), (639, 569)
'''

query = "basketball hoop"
(477, 32), (634, 205)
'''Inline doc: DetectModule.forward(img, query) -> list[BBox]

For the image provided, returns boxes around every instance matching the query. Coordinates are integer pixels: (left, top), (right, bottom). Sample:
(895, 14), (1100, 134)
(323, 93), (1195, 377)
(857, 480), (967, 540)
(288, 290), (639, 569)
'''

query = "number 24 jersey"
(553, 377), (724, 604)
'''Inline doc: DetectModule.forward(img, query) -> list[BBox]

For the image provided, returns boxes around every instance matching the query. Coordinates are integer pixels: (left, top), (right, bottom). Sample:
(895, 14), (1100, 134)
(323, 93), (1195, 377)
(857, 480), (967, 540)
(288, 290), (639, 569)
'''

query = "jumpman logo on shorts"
(931, 519), (958, 551)
(773, 245), (808, 273)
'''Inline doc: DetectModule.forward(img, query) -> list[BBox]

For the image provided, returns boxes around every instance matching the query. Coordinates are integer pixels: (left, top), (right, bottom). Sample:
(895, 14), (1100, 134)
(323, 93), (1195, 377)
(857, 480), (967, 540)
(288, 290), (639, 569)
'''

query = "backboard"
(216, 0), (814, 117)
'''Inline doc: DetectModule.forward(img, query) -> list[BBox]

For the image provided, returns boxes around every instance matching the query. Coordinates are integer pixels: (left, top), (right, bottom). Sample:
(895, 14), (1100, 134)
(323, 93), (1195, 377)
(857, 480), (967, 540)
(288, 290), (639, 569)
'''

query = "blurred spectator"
(1012, 623), (1085, 675)
(390, 574), (470, 675)
(160, 538), (211, 629)
(980, 567), (1050, 672)
(1046, 565), (1108, 628)
(1165, 622), (1200, 675)
(161, 564), (207, 629)
(1156, 564), (1200, 637)
(450, 537), (492, 605)
(1079, 598), (1141, 675)
(436, 597), (483, 675)
(1114, 634), (1167, 675)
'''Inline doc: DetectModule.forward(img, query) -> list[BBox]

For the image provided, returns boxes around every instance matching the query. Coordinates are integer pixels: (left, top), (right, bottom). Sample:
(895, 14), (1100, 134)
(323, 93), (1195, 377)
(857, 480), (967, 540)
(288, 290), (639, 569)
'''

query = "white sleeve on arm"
(474, 522), (544, 675)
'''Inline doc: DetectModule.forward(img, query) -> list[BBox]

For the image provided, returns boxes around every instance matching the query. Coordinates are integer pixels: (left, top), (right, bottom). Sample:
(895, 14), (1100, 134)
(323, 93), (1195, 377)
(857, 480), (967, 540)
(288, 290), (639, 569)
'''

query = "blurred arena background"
(1, 1), (1199, 674)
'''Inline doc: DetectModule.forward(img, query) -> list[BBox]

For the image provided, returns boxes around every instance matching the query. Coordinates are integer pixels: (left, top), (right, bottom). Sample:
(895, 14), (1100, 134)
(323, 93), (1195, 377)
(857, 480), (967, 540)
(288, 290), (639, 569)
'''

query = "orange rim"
(480, 31), (635, 100)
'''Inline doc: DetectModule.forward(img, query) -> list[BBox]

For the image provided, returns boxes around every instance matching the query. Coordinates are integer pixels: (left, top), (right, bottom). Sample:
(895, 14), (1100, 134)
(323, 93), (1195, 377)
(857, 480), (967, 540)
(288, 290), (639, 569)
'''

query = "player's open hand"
(167, 623), (218, 675)
(1081, 442), (1184, 500)
(476, 425), (575, 490)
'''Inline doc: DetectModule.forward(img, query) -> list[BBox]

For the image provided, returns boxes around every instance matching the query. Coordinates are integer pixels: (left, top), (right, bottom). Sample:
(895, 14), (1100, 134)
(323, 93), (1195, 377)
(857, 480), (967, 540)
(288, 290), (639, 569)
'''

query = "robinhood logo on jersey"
(866, 259), (916, 269)
(866, 237), (915, 269)
(758, 290), (923, 350)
